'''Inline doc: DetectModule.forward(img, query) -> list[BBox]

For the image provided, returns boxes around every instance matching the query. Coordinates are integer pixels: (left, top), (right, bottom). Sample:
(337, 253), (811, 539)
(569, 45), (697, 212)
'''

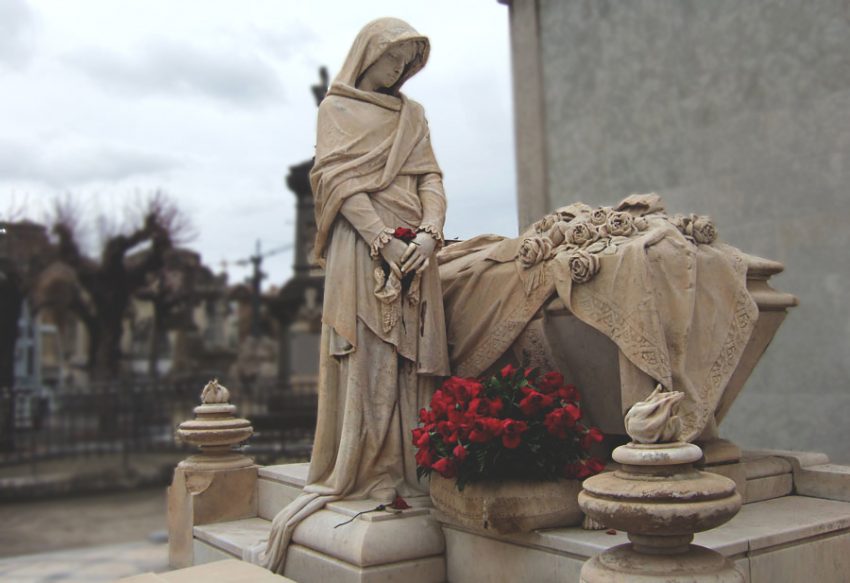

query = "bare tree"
(38, 192), (193, 379)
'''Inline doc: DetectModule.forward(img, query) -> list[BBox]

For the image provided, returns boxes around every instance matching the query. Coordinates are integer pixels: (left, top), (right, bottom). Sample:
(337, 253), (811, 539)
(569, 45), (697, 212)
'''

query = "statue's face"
(360, 42), (416, 91)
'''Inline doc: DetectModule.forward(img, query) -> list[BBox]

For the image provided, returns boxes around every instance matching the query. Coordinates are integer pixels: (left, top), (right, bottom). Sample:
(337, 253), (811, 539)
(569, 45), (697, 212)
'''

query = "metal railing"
(0, 378), (318, 469)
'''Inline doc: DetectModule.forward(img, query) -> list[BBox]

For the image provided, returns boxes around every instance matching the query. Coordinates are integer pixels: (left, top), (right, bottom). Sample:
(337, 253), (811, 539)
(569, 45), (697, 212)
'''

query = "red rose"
(519, 390), (554, 416)
(415, 447), (435, 469)
(586, 457), (606, 475)
(437, 420), (459, 444)
(544, 405), (579, 438)
(538, 371), (565, 394)
(442, 376), (482, 403)
(469, 397), (504, 417)
(500, 363), (516, 378)
(412, 427), (430, 448)
(557, 384), (580, 402)
(501, 419), (528, 449)
(419, 408), (435, 425)
(393, 227), (417, 242)
(390, 495), (411, 510)
(469, 417), (503, 443)
(581, 426), (604, 450)
(452, 443), (468, 462)
(429, 389), (455, 419)
(432, 457), (458, 478)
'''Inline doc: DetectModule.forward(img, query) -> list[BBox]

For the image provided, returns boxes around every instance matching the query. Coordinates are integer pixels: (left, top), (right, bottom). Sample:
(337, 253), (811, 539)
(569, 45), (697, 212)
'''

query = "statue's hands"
(380, 238), (408, 279)
(401, 232), (438, 274)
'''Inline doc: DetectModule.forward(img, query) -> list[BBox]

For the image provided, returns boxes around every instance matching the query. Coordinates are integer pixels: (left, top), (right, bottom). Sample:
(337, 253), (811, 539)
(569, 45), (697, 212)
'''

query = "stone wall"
(508, 0), (850, 461)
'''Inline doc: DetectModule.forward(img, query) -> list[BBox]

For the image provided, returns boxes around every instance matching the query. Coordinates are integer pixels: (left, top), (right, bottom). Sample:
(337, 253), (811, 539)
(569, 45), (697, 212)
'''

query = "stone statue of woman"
(261, 18), (450, 573)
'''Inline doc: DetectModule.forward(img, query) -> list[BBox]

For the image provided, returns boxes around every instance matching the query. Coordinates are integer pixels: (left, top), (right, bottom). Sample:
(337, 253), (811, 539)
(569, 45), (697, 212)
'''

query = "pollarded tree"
(37, 192), (192, 380)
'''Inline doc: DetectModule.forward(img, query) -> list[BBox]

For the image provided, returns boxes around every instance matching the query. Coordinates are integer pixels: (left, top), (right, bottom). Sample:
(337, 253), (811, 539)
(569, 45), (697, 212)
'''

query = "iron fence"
(0, 378), (318, 469)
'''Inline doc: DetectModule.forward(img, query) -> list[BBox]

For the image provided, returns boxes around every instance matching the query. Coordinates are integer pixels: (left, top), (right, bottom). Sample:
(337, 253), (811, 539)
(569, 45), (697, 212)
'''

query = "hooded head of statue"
(333, 17), (430, 95)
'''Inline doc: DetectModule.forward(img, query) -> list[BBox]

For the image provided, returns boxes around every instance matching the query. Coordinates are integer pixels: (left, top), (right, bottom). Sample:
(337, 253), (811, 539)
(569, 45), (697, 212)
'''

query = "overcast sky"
(0, 0), (517, 287)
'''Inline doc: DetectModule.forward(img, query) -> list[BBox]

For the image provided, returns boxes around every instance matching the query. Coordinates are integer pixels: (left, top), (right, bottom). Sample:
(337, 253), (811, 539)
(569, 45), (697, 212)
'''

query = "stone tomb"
(181, 455), (850, 582)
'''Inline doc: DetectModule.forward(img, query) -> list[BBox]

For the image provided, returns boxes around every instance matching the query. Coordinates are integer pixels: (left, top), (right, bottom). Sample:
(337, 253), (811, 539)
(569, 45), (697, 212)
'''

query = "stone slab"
(119, 558), (294, 582)
(257, 478), (301, 521)
(749, 530), (850, 583)
(439, 495), (850, 582)
(194, 518), (271, 560)
(794, 464), (850, 503)
(193, 539), (237, 564)
(743, 474), (793, 504)
(741, 454), (792, 480)
(747, 449), (850, 503)
(258, 463), (310, 488)
(284, 544), (445, 583)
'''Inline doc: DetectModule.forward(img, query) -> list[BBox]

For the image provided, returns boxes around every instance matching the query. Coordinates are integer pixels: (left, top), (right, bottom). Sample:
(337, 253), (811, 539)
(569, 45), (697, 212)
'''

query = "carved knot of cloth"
(373, 265), (422, 332)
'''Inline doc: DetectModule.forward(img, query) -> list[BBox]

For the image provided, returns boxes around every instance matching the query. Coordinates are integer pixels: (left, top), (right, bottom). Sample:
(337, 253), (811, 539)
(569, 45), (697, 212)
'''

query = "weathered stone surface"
(118, 558), (294, 582)
(430, 474), (584, 534)
(168, 466), (258, 568)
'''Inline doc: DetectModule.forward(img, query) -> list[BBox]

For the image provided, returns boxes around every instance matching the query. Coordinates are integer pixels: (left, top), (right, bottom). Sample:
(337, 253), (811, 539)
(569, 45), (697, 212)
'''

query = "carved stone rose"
(605, 211), (635, 237)
(518, 236), (554, 268)
(672, 214), (717, 245)
(590, 207), (611, 226)
(690, 215), (717, 244)
(567, 249), (600, 283)
(533, 214), (557, 235)
(565, 220), (599, 247)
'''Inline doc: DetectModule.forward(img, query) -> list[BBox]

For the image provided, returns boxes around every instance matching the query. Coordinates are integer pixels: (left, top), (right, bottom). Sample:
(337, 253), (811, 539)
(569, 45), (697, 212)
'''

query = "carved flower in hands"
(566, 249), (600, 284)
(565, 219), (599, 247)
(590, 207), (611, 226)
(517, 236), (555, 268)
(624, 385), (684, 444)
(605, 211), (636, 237)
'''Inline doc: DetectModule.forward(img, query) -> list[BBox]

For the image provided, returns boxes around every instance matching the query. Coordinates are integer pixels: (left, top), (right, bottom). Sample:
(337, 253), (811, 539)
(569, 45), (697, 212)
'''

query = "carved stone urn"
(176, 379), (254, 471)
(578, 387), (744, 582)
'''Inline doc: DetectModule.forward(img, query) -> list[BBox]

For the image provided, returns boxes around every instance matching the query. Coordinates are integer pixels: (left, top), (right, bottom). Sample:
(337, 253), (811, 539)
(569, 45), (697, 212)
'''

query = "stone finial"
(201, 378), (230, 404)
(577, 390), (744, 582)
(176, 379), (254, 471)
(624, 384), (683, 444)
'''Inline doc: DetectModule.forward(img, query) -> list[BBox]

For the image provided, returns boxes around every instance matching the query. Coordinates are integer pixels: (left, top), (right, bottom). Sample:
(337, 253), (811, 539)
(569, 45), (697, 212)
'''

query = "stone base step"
(118, 558), (293, 582)
(194, 494), (444, 583)
(440, 495), (850, 582)
(257, 463), (308, 521)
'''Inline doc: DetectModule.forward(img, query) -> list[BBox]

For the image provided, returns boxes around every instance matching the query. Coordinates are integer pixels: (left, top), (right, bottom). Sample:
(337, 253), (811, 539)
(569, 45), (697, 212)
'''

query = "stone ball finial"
(624, 384), (684, 444)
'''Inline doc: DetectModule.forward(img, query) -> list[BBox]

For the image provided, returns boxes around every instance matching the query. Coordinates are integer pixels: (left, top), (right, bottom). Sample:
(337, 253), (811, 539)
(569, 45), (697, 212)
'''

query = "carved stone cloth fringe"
(374, 267), (422, 333)
(438, 215), (757, 442)
(255, 321), (436, 574)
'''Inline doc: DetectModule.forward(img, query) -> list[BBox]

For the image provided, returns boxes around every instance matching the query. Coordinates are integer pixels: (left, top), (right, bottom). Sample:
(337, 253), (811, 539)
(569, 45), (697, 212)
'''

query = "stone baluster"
(168, 380), (258, 568)
(578, 386), (744, 582)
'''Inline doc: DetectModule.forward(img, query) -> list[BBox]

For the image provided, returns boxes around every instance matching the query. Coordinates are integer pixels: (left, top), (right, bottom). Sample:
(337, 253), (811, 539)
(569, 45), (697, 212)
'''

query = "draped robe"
(258, 18), (449, 574)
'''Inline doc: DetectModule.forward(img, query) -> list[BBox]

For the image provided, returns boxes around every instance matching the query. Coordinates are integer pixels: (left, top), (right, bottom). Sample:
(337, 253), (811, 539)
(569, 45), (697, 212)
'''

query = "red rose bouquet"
(413, 365), (605, 490)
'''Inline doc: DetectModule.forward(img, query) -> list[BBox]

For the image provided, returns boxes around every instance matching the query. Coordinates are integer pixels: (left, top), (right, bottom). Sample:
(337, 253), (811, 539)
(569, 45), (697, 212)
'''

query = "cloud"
(0, 137), (181, 187)
(0, 0), (38, 68)
(68, 38), (285, 107)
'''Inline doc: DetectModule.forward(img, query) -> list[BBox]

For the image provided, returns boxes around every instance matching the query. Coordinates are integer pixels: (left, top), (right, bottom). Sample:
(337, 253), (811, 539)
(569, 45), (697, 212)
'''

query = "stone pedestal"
(282, 498), (446, 583)
(578, 441), (744, 582)
(168, 380), (256, 568)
